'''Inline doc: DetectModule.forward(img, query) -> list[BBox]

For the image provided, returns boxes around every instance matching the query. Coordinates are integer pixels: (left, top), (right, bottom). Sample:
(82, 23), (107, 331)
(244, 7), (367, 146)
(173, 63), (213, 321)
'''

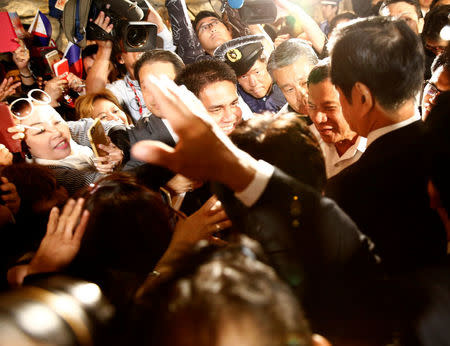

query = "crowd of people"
(0, 0), (449, 344)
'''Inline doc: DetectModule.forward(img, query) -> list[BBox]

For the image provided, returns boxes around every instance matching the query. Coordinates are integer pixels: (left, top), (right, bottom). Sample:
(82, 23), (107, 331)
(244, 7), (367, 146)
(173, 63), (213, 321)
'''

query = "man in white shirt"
(307, 60), (366, 178)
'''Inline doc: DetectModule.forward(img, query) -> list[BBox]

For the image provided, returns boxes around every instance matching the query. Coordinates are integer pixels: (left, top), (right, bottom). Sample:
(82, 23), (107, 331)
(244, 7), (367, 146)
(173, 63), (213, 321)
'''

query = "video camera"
(221, 0), (277, 25)
(64, 0), (157, 52)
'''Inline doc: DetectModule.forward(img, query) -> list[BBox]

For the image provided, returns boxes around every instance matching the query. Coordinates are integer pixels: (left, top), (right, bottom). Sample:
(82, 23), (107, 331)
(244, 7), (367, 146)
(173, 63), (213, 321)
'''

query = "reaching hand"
(93, 137), (124, 174)
(44, 75), (69, 106)
(0, 177), (21, 215)
(92, 11), (114, 49)
(29, 198), (89, 276)
(173, 195), (231, 247)
(131, 76), (257, 193)
(0, 144), (13, 166)
(0, 77), (21, 102)
(66, 72), (85, 93)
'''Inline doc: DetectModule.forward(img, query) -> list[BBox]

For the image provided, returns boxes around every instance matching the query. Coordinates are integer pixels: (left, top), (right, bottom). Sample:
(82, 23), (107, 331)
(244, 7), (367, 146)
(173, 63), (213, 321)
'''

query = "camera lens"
(126, 26), (148, 48)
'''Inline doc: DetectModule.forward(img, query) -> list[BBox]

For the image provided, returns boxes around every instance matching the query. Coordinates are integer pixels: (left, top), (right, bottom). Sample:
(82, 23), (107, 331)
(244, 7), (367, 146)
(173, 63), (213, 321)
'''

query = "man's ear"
(418, 18), (424, 34)
(428, 179), (442, 209)
(352, 82), (373, 114)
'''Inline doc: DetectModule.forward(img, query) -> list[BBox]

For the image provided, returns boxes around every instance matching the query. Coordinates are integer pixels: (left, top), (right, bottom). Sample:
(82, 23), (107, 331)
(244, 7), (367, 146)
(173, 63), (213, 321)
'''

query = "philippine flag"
(28, 10), (52, 47)
(64, 42), (83, 78)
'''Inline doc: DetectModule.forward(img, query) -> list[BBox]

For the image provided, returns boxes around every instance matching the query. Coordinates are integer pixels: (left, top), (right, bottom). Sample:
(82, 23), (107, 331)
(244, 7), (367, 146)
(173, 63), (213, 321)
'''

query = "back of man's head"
(267, 39), (318, 78)
(230, 113), (326, 192)
(329, 16), (425, 110)
(175, 60), (237, 97)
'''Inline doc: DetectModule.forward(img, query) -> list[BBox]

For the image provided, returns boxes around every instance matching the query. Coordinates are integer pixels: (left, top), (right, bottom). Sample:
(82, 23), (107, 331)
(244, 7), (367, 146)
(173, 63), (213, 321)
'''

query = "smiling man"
(307, 60), (366, 178)
(175, 60), (243, 135)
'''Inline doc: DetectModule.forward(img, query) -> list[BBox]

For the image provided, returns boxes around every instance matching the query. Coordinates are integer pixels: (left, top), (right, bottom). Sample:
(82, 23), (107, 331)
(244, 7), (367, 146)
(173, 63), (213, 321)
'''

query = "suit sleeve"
(213, 167), (379, 292)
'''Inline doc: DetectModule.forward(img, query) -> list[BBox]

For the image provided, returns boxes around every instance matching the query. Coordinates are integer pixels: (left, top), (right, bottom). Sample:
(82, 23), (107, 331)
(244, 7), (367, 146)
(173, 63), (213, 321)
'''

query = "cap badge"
(226, 48), (242, 62)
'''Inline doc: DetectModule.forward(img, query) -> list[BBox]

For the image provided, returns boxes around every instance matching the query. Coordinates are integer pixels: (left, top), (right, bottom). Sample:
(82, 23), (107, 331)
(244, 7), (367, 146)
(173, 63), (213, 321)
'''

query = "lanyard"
(128, 81), (143, 116)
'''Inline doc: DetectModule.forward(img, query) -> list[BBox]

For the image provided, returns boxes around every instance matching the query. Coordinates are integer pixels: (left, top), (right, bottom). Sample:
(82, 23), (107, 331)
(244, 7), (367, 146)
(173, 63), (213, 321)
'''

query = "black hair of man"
(425, 91), (450, 214)
(307, 59), (331, 87)
(134, 49), (185, 86)
(132, 235), (315, 346)
(328, 16), (425, 110)
(193, 10), (222, 33)
(380, 0), (423, 18)
(328, 12), (358, 35)
(422, 5), (450, 42)
(175, 60), (237, 97)
(230, 113), (326, 192)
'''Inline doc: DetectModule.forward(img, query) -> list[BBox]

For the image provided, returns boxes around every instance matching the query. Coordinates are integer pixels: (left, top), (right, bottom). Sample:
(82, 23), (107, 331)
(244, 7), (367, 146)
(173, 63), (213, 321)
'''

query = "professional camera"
(63, 0), (157, 52)
(220, 0), (277, 25)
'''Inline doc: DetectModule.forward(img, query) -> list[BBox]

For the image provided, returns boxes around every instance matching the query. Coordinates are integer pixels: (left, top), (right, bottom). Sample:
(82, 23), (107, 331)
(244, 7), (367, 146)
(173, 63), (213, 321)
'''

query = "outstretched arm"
(273, 0), (326, 54)
(85, 12), (114, 94)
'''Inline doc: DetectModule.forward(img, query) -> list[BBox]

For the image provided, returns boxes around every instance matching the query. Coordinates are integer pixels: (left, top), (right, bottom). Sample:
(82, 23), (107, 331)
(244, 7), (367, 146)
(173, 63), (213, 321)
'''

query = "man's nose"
(316, 111), (328, 123)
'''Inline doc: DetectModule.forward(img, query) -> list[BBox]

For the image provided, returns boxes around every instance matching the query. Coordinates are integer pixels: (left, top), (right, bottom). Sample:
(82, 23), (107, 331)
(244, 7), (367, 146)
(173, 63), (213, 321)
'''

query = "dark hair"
(307, 59), (331, 86)
(425, 91), (450, 214)
(133, 236), (314, 346)
(230, 113), (326, 192)
(422, 5), (450, 42)
(175, 60), (237, 97)
(329, 16), (425, 110)
(134, 49), (185, 86)
(328, 11), (358, 35)
(430, 45), (449, 73)
(193, 10), (222, 33)
(380, 0), (423, 18)
(73, 173), (172, 275)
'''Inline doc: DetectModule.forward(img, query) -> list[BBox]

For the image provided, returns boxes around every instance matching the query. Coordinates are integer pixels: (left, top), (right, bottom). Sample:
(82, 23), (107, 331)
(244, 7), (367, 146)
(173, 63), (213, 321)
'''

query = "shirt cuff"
(157, 26), (176, 52)
(234, 160), (274, 207)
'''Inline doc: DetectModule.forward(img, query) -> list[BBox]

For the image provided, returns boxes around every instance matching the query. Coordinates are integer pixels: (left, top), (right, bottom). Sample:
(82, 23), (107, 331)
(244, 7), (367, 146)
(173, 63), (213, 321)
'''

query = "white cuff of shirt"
(157, 26), (176, 52)
(234, 160), (274, 207)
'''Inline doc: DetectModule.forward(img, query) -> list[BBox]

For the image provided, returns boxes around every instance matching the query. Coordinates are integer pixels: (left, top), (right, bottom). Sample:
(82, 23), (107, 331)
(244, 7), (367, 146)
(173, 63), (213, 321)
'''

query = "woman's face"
(92, 98), (129, 125)
(22, 105), (72, 160)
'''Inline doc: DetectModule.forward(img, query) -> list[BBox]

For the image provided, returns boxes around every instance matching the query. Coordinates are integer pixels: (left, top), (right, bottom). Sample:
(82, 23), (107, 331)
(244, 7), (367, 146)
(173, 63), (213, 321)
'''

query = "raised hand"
(93, 137), (124, 174)
(173, 195), (231, 247)
(0, 77), (21, 102)
(0, 177), (20, 215)
(131, 76), (257, 193)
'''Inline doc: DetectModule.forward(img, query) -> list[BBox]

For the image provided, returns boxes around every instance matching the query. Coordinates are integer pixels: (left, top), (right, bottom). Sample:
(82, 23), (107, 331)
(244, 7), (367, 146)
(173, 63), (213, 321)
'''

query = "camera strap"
(128, 81), (143, 116)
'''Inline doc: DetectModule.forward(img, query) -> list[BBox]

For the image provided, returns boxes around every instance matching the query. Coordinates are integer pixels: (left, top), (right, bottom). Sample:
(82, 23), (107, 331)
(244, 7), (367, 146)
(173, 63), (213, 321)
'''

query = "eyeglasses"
(9, 89), (52, 120)
(197, 19), (221, 34)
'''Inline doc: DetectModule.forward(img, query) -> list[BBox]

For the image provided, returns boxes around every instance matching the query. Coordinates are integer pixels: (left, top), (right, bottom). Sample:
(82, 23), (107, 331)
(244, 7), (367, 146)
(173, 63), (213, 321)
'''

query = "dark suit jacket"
(214, 167), (380, 289)
(214, 168), (383, 338)
(326, 121), (447, 273)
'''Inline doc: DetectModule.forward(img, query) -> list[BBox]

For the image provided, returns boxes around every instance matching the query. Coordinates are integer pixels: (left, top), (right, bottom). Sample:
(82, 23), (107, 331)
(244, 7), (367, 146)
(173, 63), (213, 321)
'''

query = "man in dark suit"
(130, 73), (389, 341)
(325, 16), (447, 273)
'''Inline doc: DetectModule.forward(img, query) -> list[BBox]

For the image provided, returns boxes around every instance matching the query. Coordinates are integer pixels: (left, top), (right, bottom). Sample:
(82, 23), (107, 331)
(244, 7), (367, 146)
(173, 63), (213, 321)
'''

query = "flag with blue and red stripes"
(28, 10), (52, 47)
(64, 42), (83, 78)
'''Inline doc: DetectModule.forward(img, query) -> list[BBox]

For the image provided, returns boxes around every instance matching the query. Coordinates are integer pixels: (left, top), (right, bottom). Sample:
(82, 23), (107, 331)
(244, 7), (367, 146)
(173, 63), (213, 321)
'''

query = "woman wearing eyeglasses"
(9, 90), (125, 195)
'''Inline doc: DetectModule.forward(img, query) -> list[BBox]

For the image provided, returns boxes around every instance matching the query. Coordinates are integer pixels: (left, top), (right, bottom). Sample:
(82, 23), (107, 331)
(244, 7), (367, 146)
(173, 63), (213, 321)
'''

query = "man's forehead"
(384, 2), (417, 16)
(196, 16), (220, 30)
(200, 81), (238, 102)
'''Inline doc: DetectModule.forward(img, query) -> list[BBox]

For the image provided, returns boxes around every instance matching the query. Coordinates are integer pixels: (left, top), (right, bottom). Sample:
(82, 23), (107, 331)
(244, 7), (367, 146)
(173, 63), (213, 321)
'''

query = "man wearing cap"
(320, 0), (341, 36)
(215, 36), (287, 114)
